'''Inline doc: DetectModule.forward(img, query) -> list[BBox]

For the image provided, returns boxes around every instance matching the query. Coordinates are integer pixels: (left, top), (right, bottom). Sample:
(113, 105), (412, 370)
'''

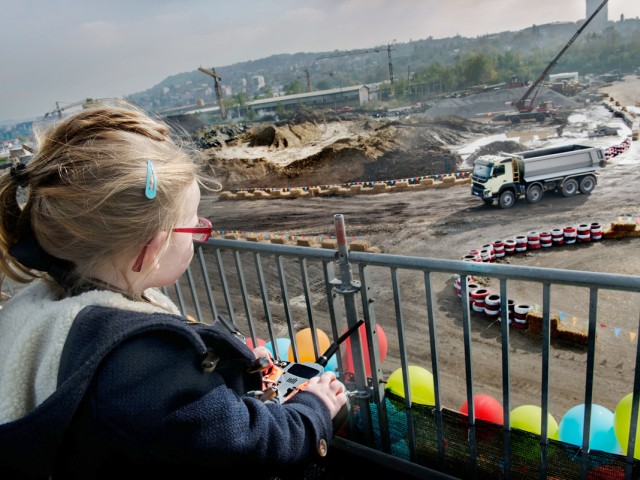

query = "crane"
(511, 0), (609, 114)
(197, 66), (226, 119)
(317, 42), (396, 96)
(44, 99), (96, 119)
(295, 69), (334, 93)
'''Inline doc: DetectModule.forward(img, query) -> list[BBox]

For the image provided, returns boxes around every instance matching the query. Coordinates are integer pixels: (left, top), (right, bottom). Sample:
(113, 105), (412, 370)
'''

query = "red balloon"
(460, 394), (504, 425)
(341, 323), (388, 377)
(245, 337), (266, 349)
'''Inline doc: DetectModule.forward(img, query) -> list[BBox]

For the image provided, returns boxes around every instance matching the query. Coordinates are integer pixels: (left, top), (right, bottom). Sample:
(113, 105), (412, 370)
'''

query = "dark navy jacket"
(0, 306), (333, 479)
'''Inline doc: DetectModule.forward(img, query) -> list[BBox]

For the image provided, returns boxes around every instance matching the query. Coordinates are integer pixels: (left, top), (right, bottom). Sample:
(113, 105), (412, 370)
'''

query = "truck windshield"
(472, 163), (492, 180)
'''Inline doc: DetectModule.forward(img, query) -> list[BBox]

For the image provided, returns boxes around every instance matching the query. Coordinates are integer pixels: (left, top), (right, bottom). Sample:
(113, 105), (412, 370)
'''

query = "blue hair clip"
(145, 160), (157, 199)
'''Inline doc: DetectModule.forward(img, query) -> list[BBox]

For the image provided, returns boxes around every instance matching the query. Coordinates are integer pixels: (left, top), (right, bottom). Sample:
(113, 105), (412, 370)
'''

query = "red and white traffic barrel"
(493, 240), (506, 259)
(507, 298), (515, 324)
(527, 231), (541, 250)
(577, 224), (591, 243)
(540, 231), (553, 248)
(563, 226), (577, 245)
(453, 273), (477, 297)
(470, 288), (491, 313)
(515, 236), (528, 252)
(468, 249), (482, 261)
(513, 304), (531, 329)
(551, 228), (564, 246)
(480, 249), (493, 263)
(465, 283), (480, 304)
(453, 274), (461, 297)
(484, 293), (501, 320)
(504, 239), (517, 255)
(590, 222), (603, 241)
(480, 244), (495, 262)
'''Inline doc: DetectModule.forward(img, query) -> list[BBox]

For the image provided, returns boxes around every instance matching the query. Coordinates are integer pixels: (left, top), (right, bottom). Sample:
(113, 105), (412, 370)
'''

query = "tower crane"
(197, 66), (226, 119)
(295, 69), (334, 93)
(317, 42), (396, 96)
(44, 99), (96, 119)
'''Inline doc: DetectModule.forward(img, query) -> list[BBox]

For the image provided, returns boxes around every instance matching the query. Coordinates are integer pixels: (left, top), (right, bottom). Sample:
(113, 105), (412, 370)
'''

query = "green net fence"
(339, 393), (638, 480)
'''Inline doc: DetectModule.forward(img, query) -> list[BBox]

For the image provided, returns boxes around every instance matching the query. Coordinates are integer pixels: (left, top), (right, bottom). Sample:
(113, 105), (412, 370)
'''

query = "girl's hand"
(304, 371), (348, 419)
(252, 346), (273, 370)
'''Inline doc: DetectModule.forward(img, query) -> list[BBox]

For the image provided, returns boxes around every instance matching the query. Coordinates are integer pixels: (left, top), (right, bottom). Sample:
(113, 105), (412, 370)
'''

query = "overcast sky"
(1, 0), (638, 124)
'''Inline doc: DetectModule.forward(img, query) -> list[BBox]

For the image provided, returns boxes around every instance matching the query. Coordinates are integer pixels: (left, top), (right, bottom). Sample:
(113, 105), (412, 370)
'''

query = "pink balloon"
(245, 337), (266, 349)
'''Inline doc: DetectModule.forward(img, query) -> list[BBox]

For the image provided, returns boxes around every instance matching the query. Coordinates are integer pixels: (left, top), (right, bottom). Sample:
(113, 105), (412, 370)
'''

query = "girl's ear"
(144, 231), (168, 270)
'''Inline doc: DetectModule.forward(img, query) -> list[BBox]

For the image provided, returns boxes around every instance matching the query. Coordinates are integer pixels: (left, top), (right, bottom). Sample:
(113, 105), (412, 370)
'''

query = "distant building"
(251, 75), (266, 92)
(167, 84), (378, 120)
(549, 72), (579, 83)
(586, 0), (608, 32)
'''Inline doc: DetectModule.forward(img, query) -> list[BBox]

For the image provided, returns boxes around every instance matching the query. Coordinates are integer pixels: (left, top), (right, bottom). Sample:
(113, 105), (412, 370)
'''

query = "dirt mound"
(247, 122), (324, 148)
(205, 115), (497, 190)
(464, 140), (528, 167)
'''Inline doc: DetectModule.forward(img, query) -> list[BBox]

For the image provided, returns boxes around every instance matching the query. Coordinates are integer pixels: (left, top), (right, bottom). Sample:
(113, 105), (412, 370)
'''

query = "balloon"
(264, 337), (291, 361)
(289, 327), (330, 363)
(286, 328), (338, 372)
(341, 323), (388, 377)
(510, 405), (559, 440)
(245, 337), (266, 349)
(460, 394), (504, 425)
(385, 365), (435, 406)
(614, 392), (640, 458)
(559, 404), (621, 454)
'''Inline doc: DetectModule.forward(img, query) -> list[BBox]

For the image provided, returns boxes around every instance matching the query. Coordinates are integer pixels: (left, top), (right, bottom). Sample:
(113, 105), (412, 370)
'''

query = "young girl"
(0, 101), (347, 479)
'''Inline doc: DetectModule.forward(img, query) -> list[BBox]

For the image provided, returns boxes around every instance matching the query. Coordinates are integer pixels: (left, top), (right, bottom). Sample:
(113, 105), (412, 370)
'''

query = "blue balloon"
(558, 403), (621, 454)
(324, 354), (338, 373)
(264, 337), (291, 361)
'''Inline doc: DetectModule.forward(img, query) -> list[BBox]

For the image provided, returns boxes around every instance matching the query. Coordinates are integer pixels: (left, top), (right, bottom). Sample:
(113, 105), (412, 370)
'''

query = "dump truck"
(471, 144), (606, 208)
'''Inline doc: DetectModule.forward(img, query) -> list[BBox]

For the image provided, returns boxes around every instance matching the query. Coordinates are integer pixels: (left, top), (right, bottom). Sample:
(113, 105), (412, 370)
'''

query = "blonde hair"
(0, 99), (219, 291)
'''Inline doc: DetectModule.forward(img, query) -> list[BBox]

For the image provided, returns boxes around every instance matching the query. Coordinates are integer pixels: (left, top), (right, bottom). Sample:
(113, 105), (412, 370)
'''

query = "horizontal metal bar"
(347, 250), (640, 292)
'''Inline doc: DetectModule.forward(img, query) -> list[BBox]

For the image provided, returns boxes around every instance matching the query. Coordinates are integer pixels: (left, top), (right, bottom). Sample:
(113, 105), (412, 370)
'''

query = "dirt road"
(201, 78), (640, 420)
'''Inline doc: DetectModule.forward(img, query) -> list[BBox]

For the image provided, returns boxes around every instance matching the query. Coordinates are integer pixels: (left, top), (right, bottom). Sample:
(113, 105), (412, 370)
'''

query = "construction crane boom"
(44, 99), (94, 119)
(198, 66), (226, 119)
(317, 43), (396, 95)
(513, 0), (608, 112)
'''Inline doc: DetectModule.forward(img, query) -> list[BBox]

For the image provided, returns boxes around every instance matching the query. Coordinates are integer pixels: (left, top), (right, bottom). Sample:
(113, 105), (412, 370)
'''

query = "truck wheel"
(579, 176), (596, 194)
(510, 116), (521, 124)
(561, 179), (579, 197)
(535, 113), (546, 122)
(526, 185), (543, 203)
(499, 191), (516, 209)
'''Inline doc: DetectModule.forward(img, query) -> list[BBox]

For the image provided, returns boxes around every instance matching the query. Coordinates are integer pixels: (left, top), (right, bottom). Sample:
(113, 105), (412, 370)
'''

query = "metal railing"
(165, 213), (640, 479)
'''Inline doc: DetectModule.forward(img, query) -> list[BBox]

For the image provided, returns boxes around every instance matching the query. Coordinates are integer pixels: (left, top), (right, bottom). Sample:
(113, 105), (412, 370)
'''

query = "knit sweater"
(0, 280), (333, 479)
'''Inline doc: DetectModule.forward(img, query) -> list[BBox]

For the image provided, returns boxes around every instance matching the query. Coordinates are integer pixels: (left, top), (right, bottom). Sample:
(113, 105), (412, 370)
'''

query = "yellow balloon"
(385, 365), (435, 406)
(288, 328), (330, 363)
(614, 392), (640, 459)
(510, 405), (559, 439)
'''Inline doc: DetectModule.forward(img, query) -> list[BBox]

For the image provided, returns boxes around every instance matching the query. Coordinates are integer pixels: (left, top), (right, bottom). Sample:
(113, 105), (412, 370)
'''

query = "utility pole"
(198, 66), (226, 119)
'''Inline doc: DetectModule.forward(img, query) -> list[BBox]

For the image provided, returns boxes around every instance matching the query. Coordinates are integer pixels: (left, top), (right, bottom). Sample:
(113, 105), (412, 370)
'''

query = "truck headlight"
(484, 190), (491, 198)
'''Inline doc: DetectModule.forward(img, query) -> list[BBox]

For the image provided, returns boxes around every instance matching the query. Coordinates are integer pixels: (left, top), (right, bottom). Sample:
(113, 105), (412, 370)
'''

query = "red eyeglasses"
(132, 216), (213, 272)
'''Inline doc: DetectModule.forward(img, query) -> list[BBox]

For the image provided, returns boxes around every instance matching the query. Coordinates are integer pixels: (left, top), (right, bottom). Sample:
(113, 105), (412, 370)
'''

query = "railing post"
(332, 214), (369, 398)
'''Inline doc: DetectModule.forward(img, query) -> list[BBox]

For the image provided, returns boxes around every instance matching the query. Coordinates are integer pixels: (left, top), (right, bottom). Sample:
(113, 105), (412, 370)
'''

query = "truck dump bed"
(518, 144), (604, 182)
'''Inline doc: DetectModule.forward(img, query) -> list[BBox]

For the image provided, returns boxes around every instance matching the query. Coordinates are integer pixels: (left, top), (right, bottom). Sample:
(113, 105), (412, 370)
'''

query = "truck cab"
(471, 155), (519, 207)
